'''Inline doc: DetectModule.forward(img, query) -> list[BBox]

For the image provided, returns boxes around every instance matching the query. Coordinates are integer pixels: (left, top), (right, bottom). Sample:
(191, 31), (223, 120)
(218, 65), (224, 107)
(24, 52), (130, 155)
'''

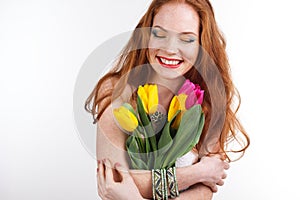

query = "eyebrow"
(153, 25), (167, 32)
(153, 25), (198, 36)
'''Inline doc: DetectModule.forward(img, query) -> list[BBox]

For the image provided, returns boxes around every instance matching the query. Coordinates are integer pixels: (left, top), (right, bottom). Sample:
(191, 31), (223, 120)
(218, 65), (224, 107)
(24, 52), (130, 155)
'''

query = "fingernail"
(103, 159), (110, 167)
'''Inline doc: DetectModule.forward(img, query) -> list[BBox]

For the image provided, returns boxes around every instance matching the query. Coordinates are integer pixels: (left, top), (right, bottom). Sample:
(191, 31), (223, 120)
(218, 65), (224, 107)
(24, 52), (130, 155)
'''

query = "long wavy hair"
(85, 0), (250, 162)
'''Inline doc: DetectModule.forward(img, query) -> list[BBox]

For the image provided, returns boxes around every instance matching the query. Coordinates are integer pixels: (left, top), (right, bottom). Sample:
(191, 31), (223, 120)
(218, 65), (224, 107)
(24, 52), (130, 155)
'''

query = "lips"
(156, 56), (183, 68)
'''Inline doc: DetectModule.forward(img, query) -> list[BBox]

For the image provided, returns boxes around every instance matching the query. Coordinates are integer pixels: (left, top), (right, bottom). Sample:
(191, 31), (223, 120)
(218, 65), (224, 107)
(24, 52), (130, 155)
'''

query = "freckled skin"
(148, 2), (200, 82)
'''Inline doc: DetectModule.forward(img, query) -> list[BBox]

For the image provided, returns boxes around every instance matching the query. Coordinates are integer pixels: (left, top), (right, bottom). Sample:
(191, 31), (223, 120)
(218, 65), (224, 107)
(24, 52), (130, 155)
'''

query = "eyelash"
(151, 29), (196, 43)
(181, 38), (196, 43)
(151, 29), (166, 38)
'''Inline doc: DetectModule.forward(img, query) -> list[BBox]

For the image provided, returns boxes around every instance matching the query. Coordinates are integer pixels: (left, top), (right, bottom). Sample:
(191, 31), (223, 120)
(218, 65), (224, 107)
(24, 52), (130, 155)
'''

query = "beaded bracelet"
(152, 169), (163, 200)
(162, 169), (168, 200)
(173, 167), (179, 197)
(152, 167), (180, 199)
(152, 169), (156, 200)
(152, 168), (169, 200)
(166, 167), (179, 198)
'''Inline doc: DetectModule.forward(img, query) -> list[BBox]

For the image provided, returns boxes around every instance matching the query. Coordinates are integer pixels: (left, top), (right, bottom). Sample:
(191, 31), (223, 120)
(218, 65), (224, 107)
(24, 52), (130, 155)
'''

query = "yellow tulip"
(113, 106), (138, 132)
(168, 96), (180, 122)
(137, 84), (158, 114)
(138, 86), (148, 112)
(168, 94), (188, 128)
(177, 94), (188, 111)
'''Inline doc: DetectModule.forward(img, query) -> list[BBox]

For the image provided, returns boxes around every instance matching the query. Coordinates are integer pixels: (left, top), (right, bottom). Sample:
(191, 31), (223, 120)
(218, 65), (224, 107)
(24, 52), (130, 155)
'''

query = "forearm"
(130, 165), (201, 199)
(132, 171), (212, 200)
(129, 170), (152, 198)
(173, 183), (213, 200)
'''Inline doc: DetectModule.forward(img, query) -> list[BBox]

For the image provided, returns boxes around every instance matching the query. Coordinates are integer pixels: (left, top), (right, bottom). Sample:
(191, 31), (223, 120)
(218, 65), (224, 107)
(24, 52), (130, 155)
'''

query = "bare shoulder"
(97, 104), (128, 149)
(96, 103), (131, 167)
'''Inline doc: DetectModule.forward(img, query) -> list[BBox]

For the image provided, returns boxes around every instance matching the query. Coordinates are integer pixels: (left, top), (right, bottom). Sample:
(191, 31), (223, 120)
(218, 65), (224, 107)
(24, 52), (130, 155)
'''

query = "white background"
(1, 0), (300, 199)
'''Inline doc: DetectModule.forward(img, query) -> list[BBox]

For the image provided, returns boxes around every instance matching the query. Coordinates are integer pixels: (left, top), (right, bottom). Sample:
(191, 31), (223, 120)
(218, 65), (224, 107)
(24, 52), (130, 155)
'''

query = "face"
(147, 2), (200, 81)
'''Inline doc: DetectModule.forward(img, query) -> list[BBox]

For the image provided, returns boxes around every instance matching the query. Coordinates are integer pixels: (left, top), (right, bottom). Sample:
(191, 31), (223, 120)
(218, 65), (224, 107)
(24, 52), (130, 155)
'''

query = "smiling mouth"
(156, 56), (183, 68)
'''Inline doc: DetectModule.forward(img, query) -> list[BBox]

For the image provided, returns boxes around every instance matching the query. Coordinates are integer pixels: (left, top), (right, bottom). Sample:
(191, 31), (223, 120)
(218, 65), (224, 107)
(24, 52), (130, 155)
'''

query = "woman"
(85, 0), (250, 199)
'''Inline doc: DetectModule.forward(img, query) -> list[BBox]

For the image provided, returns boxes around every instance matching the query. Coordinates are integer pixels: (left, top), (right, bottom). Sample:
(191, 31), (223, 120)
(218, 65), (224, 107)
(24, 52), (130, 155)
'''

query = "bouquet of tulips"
(113, 79), (205, 170)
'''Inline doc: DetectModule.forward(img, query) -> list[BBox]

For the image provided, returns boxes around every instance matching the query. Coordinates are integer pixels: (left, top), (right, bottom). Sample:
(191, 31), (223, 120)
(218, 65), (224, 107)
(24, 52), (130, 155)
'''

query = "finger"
(97, 161), (106, 199)
(223, 162), (230, 170)
(203, 182), (218, 193)
(216, 180), (224, 186)
(96, 160), (100, 173)
(209, 183), (218, 193)
(98, 160), (105, 187)
(212, 185), (218, 193)
(96, 160), (100, 175)
(222, 172), (227, 179)
(208, 153), (226, 160)
(104, 159), (114, 185)
(115, 162), (129, 181)
(209, 153), (222, 159)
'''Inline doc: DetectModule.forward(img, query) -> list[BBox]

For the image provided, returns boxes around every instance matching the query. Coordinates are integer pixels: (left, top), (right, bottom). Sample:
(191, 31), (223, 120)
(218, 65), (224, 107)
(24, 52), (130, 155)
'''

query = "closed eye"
(151, 28), (167, 38)
(180, 35), (197, 43)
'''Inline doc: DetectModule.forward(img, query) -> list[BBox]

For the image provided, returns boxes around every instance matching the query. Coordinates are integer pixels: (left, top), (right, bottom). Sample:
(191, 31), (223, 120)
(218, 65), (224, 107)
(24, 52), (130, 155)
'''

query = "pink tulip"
(178, 79), (204, 109)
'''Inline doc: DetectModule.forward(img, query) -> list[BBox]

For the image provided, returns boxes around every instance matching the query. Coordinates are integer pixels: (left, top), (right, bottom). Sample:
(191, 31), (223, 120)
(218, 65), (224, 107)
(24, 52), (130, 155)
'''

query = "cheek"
(182, 45), (199, 64)
(148, 37), (161, 50)
(147, 48), (158, 63)
(148, 38), (159, 61)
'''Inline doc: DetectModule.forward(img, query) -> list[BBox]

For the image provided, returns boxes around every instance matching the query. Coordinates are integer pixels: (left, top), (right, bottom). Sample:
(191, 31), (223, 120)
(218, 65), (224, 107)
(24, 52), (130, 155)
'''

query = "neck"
(148, 71), (185, 94)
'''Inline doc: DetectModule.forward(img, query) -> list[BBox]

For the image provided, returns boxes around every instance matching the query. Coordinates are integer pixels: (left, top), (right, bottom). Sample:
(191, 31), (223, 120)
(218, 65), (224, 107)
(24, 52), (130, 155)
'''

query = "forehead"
(153, 2), (200, 35)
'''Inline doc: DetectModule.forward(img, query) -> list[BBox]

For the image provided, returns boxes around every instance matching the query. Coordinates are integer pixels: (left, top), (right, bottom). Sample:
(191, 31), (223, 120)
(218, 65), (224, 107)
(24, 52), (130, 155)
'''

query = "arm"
(129, 160), (223, 199)
(172, 183), (213, 200)
(97, 105), (228, 199)
(97, 160), (213, 200)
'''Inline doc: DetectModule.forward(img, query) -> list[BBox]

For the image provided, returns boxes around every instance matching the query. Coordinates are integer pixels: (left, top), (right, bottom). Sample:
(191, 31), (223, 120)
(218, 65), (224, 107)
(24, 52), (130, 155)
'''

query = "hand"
(97, 159), (145, 200)
(195, 155), (229, 192)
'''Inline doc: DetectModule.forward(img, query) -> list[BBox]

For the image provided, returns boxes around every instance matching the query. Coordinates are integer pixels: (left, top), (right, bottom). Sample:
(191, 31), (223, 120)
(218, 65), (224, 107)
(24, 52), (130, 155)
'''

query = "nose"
(163, 37), (179, 54)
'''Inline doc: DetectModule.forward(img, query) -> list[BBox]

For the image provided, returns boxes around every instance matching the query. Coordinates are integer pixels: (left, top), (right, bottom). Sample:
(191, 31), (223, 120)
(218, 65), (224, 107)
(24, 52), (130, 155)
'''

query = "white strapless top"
(175, 150), (199, 168)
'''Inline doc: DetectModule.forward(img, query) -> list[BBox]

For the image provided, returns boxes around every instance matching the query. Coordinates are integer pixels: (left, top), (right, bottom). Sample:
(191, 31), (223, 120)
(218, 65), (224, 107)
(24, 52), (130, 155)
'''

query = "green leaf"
(127, 151), (148, 169)
(137, 95), (150, 126)
(137, 126), (151, 164)
(174, 111), (205, 162)
(122, 103), (137, 116)
(162, 105), (204, 168)
(126, 136), (141, 168)
(158, 110), (180, 149)
(147, 152), (155, 169)
(126, 136), (148, 169)
(190, 112), (205, 148)
(154, 110), (180, 169)
(137, 95), (157, 152)
(126, 135), (139, 153)
(133, 129), (145, 153)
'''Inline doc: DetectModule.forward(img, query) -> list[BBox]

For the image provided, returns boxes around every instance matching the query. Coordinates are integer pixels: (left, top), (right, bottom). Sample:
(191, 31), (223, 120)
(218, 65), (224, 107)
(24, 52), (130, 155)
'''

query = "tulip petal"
(169, 94), (188, 129)
(197, 90), (204, 104)
(137, 85), (149, 113)
(177, 79), (204, 108)
(178, 79), (194, 95)
(137, 84), (159, 114)
(177, 94), (188, 111)
(185, 92), (197, 109)
(113, 106), (138, 132)
(168, 96), (180, 122)
(148, 84), (158, 114)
